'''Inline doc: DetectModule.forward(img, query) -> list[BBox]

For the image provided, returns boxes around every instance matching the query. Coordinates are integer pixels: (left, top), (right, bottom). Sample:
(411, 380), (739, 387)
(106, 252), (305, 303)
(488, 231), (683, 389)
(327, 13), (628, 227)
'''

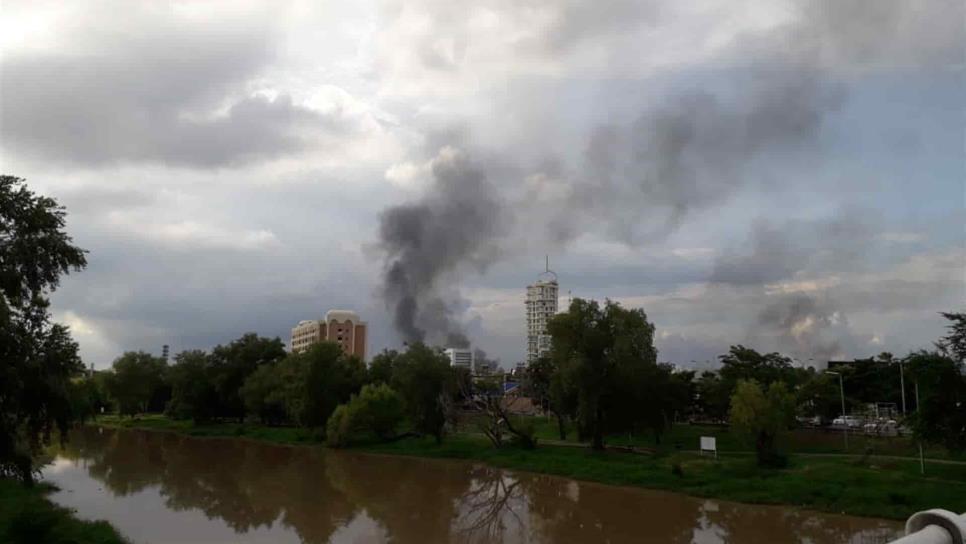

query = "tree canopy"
(209, 333), (286, 421)
(937, 312), (966, 362)
(729, 380), (796, 467)
(107, 352), (169, 416)
(548, 298), (658, 450)
(1, 175), (87, 484)
(391, 343), (453, 443)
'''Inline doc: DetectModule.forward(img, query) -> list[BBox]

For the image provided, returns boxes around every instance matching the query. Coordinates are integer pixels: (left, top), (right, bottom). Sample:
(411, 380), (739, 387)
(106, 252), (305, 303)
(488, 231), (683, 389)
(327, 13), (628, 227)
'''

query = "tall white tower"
(526, 258), (558, 365)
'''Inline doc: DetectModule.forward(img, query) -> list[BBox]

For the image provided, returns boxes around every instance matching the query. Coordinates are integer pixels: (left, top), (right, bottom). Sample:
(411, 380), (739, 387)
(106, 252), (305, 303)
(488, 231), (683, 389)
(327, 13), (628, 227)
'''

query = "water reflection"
(45, 427), (902, 543)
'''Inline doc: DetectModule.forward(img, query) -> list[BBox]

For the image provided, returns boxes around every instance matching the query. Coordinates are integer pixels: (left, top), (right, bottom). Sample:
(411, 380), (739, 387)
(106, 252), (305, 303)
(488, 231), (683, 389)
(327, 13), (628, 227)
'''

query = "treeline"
(522, 301), (965, 464)
(77, 336), (458, 447)
(75, 302), (966, 465)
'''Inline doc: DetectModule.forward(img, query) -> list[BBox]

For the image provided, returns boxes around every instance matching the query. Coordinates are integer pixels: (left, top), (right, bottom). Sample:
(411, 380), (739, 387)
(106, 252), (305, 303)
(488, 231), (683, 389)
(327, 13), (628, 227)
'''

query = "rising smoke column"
(373, 0), (961, 350)
(377, 147), (505, 345)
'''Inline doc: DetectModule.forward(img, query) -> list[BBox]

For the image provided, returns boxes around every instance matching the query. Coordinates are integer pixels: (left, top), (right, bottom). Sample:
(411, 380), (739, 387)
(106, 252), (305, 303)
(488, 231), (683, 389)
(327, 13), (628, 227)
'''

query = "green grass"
(95, 413), (324, 444)
(90, 414), (966, 520)
(0, 478), (128, 544)
(525, 416), (964, 460)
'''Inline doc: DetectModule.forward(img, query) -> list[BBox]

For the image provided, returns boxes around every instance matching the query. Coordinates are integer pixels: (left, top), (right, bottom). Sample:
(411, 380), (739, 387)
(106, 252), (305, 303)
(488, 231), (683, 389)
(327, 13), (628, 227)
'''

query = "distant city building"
(290, 310), (367, 360)
(161, 344), (169, 362)
(444, 348), (473, 369)
(526, 260), (558, 364)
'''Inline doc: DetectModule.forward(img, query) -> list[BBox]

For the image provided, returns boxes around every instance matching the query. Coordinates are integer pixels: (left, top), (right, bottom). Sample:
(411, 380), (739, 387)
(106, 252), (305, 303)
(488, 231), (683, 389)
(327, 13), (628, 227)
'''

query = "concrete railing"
(889, 510), (966, 544)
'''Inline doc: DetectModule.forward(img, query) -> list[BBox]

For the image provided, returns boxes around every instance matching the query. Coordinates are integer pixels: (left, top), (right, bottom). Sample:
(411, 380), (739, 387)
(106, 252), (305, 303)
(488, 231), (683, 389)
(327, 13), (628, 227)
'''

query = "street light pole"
(826, 370), (847, 450)
(915, 379), (924, 475)
(899, 359), (907, 416)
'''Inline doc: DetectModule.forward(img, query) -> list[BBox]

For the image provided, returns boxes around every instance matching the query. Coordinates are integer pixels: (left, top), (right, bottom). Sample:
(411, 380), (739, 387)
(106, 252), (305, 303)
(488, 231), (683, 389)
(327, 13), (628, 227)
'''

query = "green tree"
(209, 333), (286, 421)
(548, 298), (658, 450)
(905, 350), (966, 452)
(526, 355), (573, 440)
(356, 383), (405, 439)
(296, 342), (367, 428)
(0, 176), (88, 484)
(166, 350), (218, 422)
(106, 351), (169, 416)
(67, 373), (111, 424)
(718, 345), (799, 390)
(325, 404), (356, 448)
(729, 380), (796, 467)
(239, 361), (291, 426)
(695, 371), (731, 422)
(937, 312), (966, 362)
(523, 356), (554, 414)
(368, 349), (399, 385)
(795, 370), (840, 423)
(548, 365), (578, 440)
(391, 343), (453, 443)
(326, 383), (406, 447)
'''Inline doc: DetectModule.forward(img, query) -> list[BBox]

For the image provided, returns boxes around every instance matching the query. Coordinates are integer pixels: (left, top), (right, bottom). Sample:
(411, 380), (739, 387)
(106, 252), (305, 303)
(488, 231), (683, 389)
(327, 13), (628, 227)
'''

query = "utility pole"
(899, 359), (907, 416)
(915, 379), (924, 475)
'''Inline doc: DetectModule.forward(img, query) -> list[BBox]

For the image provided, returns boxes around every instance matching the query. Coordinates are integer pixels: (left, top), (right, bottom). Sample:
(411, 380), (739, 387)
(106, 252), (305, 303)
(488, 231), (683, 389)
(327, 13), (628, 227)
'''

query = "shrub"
(508, 417), (537, 449)
(325, 384), (405, 447)
(729, 380), (795, 468)
(326, 404), (355, 448)
(355, 384), (405, 440)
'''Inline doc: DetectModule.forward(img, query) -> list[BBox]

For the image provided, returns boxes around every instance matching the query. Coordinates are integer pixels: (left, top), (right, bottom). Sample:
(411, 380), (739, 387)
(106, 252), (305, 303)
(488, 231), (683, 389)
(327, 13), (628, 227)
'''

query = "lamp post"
(915, 378), (924, 475)
(899, 359), (907, 416)
(826, 370), (847, 450)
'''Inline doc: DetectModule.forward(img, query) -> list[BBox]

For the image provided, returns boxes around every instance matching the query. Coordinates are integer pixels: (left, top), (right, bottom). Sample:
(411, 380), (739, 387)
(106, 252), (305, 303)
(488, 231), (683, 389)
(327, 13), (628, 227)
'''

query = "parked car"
(797, 415), (822, 427)
(832, 415), (864, 428)
(864, 419), (899, 436)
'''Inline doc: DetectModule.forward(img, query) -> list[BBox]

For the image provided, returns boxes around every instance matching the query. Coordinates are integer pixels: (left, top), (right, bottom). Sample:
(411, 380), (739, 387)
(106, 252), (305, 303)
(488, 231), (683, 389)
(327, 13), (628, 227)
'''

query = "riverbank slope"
(88, 415), (966, 520)
(0, 478), (128, 544)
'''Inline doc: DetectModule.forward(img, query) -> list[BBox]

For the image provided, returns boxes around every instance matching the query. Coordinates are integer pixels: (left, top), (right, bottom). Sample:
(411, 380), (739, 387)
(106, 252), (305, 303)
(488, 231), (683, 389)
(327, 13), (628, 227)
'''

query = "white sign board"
(700, 436), (717, 458)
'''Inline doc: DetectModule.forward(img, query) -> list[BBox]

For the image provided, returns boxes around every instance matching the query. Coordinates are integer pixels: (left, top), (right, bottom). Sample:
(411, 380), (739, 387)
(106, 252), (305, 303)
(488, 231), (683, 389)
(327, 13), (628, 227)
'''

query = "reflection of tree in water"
(522, 475), (696, 543)
(697, 498), (902, 544)
(63, 427), (359, 544)
(453, 465), (527, 543)
(60, 427), (167, 496)
(58, 428), (902, 544)
(324, 452), (471, 543)
(156, 434), (289, 533)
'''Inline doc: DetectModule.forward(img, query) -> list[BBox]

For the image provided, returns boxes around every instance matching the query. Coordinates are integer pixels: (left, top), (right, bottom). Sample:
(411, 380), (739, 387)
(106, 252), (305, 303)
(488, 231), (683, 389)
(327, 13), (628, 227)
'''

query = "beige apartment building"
(290, 310), (367, 360)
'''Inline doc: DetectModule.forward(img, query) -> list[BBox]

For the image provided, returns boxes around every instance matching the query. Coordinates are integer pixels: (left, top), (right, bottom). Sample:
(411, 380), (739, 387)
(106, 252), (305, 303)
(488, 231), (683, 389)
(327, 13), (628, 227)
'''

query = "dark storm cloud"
(374, 0), (962, 347)
(378, 149), (505, 345)
(756, 292), (857, 361)
(710, 213), (875, 286)
(570, 63), (843, 243)
(534, 0), (659, 53)
(0, 9), (355, 167)
(706, 212), (880, 360)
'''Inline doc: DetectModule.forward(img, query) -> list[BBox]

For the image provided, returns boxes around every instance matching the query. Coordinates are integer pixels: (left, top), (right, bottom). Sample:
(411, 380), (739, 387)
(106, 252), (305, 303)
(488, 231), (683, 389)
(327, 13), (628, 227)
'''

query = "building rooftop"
(325, 309), (362, 323)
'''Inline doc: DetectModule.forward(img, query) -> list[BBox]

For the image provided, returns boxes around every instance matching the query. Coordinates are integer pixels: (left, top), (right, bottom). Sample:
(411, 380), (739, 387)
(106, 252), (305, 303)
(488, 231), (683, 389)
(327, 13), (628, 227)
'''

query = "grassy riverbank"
(90, 414), (966, 520)
(0, 478), (128, 544)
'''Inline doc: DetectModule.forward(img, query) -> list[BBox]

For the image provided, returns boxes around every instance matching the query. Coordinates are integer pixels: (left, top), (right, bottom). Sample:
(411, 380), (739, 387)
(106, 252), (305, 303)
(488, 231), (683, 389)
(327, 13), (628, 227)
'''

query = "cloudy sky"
(2, 0), (963, 369)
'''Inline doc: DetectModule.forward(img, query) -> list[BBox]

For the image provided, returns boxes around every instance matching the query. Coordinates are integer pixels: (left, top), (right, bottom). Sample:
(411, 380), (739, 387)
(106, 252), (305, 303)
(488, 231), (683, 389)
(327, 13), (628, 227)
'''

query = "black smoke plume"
(378, 148), (504, 345)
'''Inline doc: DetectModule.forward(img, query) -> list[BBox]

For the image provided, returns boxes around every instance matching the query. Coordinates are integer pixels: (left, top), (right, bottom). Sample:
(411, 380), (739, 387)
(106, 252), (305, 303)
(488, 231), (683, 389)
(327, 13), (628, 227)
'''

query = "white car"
(832, 416), (864, 428)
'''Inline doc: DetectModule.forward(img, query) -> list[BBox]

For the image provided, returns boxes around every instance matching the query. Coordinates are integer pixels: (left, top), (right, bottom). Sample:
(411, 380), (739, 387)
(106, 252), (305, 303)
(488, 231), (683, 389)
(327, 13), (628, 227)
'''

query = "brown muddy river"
(42, 427), (902, 543)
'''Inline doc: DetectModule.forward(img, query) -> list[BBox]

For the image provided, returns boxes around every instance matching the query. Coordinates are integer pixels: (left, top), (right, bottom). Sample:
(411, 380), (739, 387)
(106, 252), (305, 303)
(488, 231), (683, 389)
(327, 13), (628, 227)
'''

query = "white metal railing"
(888, 510), (966, 544)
